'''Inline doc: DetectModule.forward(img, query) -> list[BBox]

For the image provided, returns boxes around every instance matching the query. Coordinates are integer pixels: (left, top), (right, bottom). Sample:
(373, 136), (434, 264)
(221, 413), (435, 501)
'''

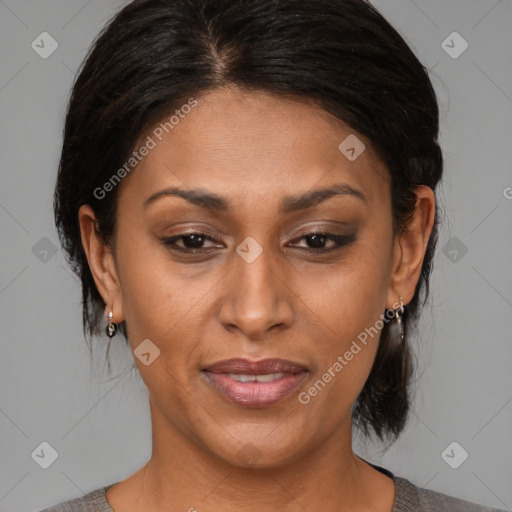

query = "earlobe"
(386, 185), (436, 308)
(78, 204), (124, 323)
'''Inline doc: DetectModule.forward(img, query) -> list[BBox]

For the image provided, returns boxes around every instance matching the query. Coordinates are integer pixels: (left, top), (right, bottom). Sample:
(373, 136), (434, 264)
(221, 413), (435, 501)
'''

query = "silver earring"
(387, 297), (405, 347)
(394, 297), (405, 342)
(106, 311), (117, 338)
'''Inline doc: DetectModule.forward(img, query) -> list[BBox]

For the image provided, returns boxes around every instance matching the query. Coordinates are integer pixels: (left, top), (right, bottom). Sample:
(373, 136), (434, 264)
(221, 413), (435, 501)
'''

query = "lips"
(202, 358), (308, 407)
(204, 358), (307, 374)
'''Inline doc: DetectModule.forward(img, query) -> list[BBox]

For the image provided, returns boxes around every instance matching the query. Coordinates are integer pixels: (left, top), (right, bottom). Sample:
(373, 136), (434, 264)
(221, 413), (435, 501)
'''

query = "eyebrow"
(143, 183), (366, 213)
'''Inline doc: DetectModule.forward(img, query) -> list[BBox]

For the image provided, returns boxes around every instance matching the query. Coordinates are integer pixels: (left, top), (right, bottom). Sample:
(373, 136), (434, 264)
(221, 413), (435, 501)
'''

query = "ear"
(386, 185), (436, 309)
(78, 204), (124, 323)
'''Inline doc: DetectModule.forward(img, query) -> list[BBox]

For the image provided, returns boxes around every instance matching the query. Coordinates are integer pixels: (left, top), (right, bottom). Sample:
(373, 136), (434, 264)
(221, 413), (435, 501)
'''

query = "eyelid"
(166, 228), (226, 242)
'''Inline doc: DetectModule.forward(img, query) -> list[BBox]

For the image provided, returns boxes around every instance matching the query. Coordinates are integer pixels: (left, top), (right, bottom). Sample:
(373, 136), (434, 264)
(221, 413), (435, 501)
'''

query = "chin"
(199, 427), (310, 470)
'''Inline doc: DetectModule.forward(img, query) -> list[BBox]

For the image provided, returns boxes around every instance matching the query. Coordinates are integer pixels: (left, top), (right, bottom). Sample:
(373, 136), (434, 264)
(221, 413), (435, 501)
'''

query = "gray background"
(1, 1), (511, 511)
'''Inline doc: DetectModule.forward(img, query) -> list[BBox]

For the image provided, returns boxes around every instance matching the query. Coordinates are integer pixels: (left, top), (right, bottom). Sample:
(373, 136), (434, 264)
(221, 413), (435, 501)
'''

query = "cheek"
(114, 225), (229, 378)
(298, 231), (393, 394)
(114, 227), (194, 344)
(114, 234), (210, 406)
(306, 238), (391, 341)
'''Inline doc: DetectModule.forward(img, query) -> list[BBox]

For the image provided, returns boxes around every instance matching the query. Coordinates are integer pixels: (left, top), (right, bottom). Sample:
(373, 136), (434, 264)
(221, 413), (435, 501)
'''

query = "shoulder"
(361, 457), (507, 512)
(38, 486), (113, 512)
(393, 474), (508, 512)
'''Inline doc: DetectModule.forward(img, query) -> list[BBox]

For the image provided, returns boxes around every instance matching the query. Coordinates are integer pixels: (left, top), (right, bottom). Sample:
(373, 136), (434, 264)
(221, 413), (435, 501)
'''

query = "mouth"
(201, 358), (308, 407)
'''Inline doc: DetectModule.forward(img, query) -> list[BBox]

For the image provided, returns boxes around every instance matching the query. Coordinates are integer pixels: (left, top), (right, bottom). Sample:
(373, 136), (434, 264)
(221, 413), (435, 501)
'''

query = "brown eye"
(304, 233), (331, 249)
(289, 232), (356, 252)
(161, 233), (221, 252)
(179, 234), (208, 249)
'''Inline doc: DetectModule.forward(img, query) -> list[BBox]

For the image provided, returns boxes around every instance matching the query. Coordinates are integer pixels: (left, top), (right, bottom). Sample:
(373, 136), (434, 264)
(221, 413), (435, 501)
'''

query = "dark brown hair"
(54, 0), (443, 444)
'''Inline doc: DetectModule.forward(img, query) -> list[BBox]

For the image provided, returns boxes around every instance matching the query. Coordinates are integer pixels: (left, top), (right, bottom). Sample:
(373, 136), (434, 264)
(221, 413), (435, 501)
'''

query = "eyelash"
(160, 231), (355, 254)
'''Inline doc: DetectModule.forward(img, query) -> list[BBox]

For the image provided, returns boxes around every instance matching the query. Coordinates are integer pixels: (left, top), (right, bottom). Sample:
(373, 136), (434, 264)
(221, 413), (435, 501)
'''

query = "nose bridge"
(219, 239), (293, 338)
(237, 244), (277, 300)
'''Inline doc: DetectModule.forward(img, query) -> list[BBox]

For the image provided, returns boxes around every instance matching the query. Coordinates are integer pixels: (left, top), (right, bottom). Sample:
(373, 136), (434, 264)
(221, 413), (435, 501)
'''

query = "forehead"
(119, 87), (390, 210)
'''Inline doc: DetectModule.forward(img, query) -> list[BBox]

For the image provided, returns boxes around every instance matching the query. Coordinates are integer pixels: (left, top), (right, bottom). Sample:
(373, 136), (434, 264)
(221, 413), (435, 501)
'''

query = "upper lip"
(203, 358), (308, 375)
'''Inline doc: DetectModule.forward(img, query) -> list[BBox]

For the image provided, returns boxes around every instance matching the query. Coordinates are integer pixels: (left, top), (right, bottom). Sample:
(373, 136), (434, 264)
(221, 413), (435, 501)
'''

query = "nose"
(218, 243), (294, 341)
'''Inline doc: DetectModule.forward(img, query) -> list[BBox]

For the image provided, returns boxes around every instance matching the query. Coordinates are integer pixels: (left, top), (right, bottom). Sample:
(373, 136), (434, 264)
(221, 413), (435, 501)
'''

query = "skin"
(79, 86), (435, 512)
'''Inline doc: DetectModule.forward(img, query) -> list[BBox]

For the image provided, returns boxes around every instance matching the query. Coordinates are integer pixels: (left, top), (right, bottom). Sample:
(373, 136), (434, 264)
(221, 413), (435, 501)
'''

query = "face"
(81, 86), (432, 469)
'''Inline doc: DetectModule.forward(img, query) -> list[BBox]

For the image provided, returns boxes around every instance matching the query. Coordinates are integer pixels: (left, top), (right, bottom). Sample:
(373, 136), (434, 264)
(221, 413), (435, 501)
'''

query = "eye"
(161, 232), (222, 252)
(288, 232), (356, 252)
(161, 230), (356, 255)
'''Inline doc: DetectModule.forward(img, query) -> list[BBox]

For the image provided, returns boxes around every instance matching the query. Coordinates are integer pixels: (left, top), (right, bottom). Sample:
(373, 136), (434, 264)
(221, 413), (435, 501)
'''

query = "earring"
(394, 297), (405, 342)
(106, 311), (117, 338)
(387, 297), (405, 347)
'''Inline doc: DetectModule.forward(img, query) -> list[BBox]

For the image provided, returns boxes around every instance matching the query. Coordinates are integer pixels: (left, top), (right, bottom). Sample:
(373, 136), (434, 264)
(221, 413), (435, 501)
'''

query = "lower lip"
(202, 371), (307, 407)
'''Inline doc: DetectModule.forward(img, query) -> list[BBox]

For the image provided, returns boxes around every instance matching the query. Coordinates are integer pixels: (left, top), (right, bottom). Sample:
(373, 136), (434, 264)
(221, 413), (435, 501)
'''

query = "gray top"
(40, 464), (507, 512)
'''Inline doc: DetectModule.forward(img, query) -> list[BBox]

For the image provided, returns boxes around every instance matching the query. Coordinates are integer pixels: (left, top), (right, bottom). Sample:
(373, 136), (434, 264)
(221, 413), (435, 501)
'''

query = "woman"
(42, 0), (506, 510)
